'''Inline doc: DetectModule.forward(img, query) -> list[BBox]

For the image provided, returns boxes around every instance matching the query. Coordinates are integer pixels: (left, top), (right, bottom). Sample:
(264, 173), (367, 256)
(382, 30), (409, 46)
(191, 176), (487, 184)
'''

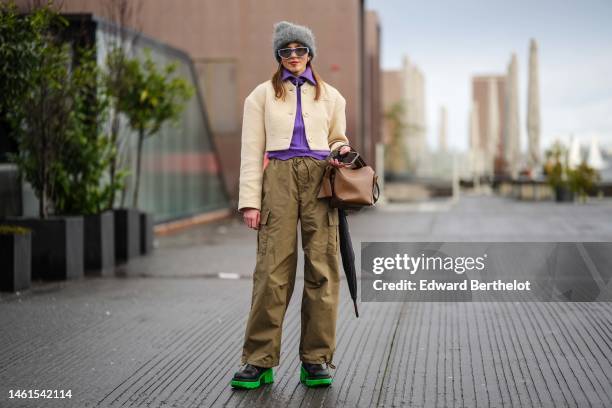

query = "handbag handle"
(329, 144), (367, 169)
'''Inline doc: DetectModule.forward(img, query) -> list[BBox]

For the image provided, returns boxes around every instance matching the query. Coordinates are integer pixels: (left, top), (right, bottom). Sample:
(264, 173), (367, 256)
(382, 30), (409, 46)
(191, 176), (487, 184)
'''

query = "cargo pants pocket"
(327, 208), (339, 254)
(258, 208), (271, 255)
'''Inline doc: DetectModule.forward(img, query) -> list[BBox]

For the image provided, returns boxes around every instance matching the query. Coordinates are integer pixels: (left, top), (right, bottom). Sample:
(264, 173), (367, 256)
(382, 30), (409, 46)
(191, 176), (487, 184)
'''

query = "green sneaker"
(230, 364), (274, 389)
(300, 363), (333, 387)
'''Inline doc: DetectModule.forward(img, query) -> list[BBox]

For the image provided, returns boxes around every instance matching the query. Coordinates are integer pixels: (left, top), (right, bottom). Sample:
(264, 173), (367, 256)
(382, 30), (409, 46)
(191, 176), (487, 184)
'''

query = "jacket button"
(304, 112), (309, 117)
(288, 112), (293, 115)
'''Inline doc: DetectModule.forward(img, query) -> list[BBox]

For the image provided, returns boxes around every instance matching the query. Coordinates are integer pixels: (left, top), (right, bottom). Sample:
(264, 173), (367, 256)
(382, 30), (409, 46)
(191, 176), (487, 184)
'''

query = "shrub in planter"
(4, 4), (126, 277)
(50, 49), (123, 276)
(108, 49), (191, 259)
(554, 185), (574, 203)
(2, 5), (84, 281)
(544, 141), (574, 203)
(0, 225), (31, 292)
(568, 162), (600, 203)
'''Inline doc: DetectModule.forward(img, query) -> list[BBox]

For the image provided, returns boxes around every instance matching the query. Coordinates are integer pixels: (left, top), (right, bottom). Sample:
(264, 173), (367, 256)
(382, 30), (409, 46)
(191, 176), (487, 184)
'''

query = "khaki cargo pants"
(240, 156), (340, 368)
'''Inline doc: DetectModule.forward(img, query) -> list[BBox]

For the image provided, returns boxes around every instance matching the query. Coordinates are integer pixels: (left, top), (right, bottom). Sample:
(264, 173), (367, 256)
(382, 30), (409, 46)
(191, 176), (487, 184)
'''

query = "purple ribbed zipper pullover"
(267, 66), (330, 161)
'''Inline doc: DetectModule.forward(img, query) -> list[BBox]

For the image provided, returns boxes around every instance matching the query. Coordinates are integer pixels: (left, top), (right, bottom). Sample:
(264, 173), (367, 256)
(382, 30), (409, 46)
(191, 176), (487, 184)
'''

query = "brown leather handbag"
(318, 145), (380, 210)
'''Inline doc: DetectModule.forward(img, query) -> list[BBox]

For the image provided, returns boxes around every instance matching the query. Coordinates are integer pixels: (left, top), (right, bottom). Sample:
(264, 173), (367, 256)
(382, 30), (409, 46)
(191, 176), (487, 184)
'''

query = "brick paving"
(2, 195), (612, 407)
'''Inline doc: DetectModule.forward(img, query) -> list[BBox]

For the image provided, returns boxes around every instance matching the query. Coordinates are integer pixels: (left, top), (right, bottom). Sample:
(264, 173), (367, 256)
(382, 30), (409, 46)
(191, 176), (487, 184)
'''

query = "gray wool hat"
(272, 21), (316, 63)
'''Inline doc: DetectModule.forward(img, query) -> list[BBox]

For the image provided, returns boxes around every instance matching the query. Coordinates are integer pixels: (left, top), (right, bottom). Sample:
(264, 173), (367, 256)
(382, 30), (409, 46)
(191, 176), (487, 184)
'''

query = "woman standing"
(231, 21), (351, 389)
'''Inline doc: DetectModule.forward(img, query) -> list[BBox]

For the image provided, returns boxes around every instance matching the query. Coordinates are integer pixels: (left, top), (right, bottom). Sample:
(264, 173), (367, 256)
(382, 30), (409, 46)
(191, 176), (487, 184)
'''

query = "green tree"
(3, 4), (74, 218)
(543, 141), (569, 190)
(0, 0), (62, 164)
(51, 48), (127, 215)
(0, 1), (60, 118)
(2, 2), (124, 217)
(103, 46), (131, 210)
(100, 0), (142, 209)
(383, 100), (409, 174)
(114, 49), (193, 207)
(568, 162), (600, 202)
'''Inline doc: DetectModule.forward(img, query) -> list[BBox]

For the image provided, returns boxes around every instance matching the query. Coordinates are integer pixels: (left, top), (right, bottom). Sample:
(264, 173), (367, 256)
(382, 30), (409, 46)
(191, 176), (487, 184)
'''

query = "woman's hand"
(242, 208), (260, 230)
(328, 145), (352, 168)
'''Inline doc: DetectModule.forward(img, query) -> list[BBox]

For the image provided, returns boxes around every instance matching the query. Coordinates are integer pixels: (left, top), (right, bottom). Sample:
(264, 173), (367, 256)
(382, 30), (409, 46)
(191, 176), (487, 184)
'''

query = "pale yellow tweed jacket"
(238, 79), (350, 212)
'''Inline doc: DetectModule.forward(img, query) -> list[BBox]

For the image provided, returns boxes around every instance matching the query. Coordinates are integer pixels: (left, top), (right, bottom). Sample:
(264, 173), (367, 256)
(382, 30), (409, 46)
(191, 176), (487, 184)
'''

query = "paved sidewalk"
(2, 196), (612, 407)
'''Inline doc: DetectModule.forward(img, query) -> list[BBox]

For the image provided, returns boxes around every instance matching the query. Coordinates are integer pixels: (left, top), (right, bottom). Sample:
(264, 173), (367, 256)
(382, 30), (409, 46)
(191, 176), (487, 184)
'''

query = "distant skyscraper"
(504, 53), (520, 178)
(527, 39), (541, 170)
(439, 106), (447, 152)
(472, 75), (506, 178)
(469, 102), (484, 179)
(486, 78), (500, 176)
(472, 75), (506, 176)
(469, 104), (480, 153)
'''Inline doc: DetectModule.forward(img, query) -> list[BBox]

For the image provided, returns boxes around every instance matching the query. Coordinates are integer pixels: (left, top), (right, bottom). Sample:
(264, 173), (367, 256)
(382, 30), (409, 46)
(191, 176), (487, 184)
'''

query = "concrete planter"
(84, 211), (115, 276)
(0, 229), (31, 292)
(554, 186), (575, 203)
(2, 216), (84, 281)
(139, 211), (154, 255)
(113, 208), (140, 263)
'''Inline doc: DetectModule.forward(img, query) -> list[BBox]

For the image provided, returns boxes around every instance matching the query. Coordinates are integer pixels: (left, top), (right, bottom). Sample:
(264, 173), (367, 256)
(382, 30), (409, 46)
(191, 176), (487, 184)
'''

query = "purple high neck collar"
(281, 65), (316, 85)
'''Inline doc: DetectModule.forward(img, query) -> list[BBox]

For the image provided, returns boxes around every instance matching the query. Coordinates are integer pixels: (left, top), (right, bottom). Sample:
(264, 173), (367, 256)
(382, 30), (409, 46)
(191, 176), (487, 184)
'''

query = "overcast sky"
(366, 0), (612, 153)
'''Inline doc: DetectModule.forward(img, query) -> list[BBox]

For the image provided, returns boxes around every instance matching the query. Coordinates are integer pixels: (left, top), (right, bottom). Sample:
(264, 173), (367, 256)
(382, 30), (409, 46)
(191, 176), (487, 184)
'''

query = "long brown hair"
(272, 60), (323, 102)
